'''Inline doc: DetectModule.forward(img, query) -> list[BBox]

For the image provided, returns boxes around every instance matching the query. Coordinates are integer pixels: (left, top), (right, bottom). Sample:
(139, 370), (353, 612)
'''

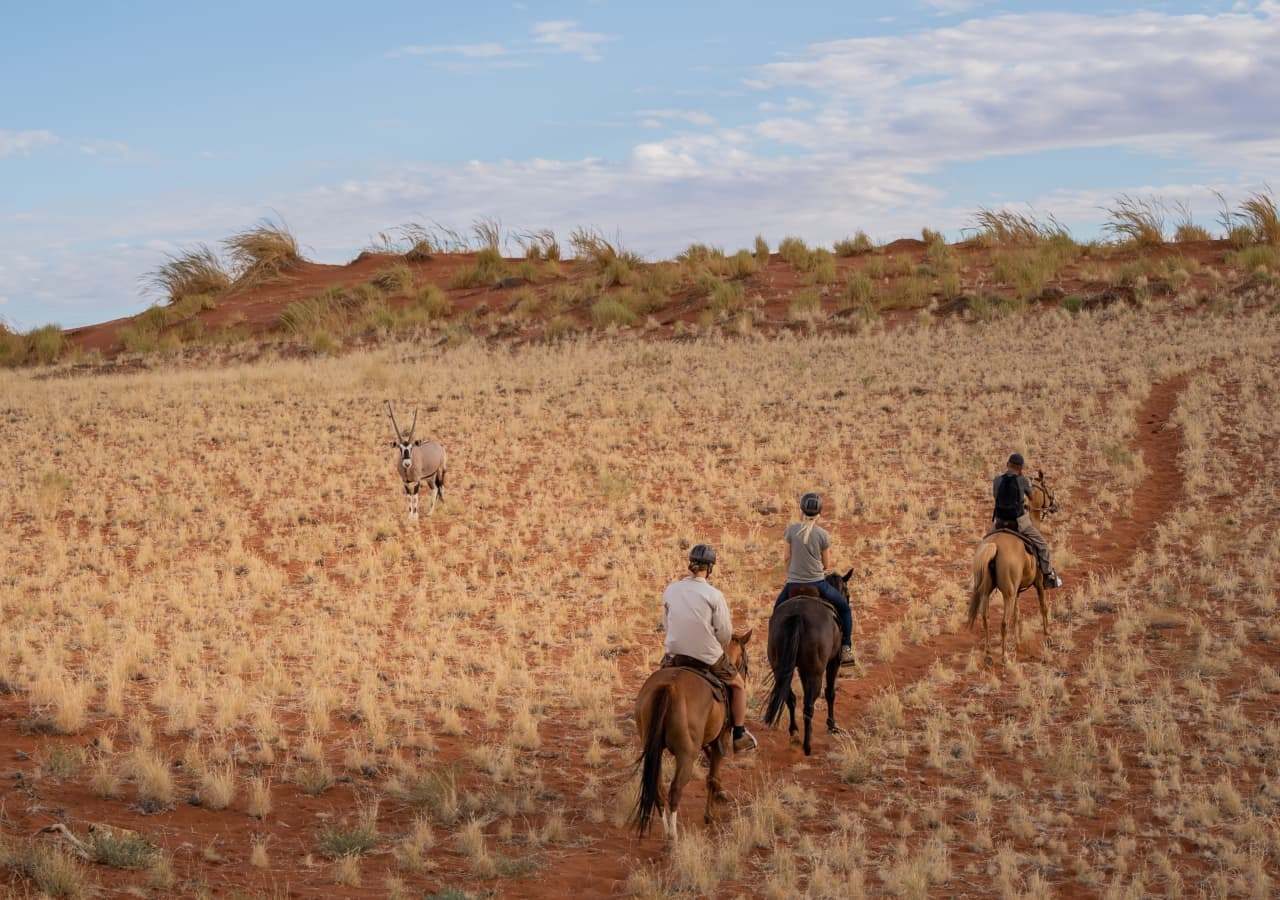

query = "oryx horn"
(386, 401), (403, 442)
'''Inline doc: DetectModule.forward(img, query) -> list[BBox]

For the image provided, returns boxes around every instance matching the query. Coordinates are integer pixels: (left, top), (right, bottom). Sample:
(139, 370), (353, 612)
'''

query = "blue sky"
(2, 0), (1278, 327)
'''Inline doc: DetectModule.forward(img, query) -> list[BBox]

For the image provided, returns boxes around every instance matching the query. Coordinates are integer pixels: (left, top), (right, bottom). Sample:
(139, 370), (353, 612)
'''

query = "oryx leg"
(425, 473), (439, 516)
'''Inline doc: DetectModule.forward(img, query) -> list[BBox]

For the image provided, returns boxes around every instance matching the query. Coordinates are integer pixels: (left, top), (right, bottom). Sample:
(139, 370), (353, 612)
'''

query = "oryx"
(386, 401), (446, 519)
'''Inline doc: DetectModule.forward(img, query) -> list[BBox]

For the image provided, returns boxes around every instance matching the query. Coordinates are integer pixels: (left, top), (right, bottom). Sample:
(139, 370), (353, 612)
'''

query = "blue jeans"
(775, 580), (852, 648)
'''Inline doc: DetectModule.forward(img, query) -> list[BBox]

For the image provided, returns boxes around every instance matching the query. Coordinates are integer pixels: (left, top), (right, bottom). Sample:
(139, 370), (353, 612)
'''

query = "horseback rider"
(992, 453), (1063, 588)
(660, 544), (757, 753)
(773, 493), (856, 666)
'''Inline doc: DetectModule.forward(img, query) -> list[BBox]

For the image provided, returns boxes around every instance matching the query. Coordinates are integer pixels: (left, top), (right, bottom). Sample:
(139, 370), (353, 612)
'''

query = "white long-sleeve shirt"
(662, 576), (732, 665)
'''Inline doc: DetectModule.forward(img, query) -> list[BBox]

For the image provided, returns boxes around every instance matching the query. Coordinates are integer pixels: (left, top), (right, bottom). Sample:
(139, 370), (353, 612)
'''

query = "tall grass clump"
(143, 245), (231, 303)
(1102, 195), (1165, 247)
(0, 840), (91, 897)
(590, 296), (639, 328)
(569, 228), (643, 270)
(450, 248), (506, 289)
(834, 231), (874, 256)
(777, 236), (811, 270)
(414, 284), (452, 319)
(26, 324), (66, 365)
(968, 208), (1070, 246)
(1171, 202), (1212, 243)
(471, 217), (503, 252)
(371, 264), (414, 294)
(224, 218), (301, 281)
(753, 235), (770, 264)
(1238, 189), (1280, 246)
(515, 228), (560, 261)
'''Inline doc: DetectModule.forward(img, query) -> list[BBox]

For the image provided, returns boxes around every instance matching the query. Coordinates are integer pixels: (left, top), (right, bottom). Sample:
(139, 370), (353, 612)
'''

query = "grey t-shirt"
(784, 521), (830, 584)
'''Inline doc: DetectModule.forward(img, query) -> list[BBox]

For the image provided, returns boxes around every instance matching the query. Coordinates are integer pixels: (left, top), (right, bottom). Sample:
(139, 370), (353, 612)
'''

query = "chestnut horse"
(967, 470), (1058, 663)
(631, 630), (751, 840)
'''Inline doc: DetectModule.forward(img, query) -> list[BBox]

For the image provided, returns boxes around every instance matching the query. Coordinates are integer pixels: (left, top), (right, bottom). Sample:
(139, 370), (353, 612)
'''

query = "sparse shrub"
(590, 296), (638, 328)
(544, 315), (577, 340)
(224, 218), (301, 281)
(26, 324), (65, 365)
(1172, 202), (1211, 242)
(968, 208), (1070, 246)
(921, 227), (946, 247)
(371, 264), (414, 294)
(1228, 245), (1280, 273)
(1238, 188), (1280, 245)
(843, 272), (873, 309)
(569, 227), (642, 270)
(599, 255), (636, 288)
(834, 231), (874, 256)
(806, 249), (837, 284)
(89, 828), (157, 869)
(708, 279), (746, 313)
(1103, 195), (1166, 246)
(778, 236), (811, 270)
(882, 275), (931, 309)
(515, 228), (559, 261)
(471, 217), (503, 251)
(144, 245), (231, 302)
(317, 820), (379, 858)
(753, 234), (770, 263)
(1062, 295), (1086, 314)
(0, 840), (90, 898)
(727, 249), (757, 279)
(789, 289), (823, 321)
(415, 284), (452, 320)
(450, 248), (506, 289)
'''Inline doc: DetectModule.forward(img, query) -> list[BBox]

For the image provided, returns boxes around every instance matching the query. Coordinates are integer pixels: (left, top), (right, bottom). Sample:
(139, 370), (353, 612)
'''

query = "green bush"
(882, 276), (931, 310)
(590, 296), (638, 327)
(708, 280), (746, 313)
(843, 272), (873, 308)
(805, 249), (837, 284)
(415, 284), (452, 319)
(371, 264), (414, 294)
(450, 248), (506, 289)
(778, 236), (811, 270)
(26, 324), (65, 364)
(788, 289), (823, 320)
(834, 231), (874, 256)
(753, 235), (770, 263)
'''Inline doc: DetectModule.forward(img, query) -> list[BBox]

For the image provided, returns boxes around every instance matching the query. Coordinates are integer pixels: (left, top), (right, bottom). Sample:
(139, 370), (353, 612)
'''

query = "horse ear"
(843, 568), (854, 582)
(1037, 469), (1044, 480)
(736, 628), (753, 646)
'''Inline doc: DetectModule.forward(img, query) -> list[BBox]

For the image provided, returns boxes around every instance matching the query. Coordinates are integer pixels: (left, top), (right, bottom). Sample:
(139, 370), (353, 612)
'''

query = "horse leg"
(786, 689), (799, 744)
(705, 743), (725, 824)
(824, 657), (841, 734)
(667, 749), (695, 841)
(1037, 581), (1051, 649)
(802, 672), (820, 756)
(981, 591), (992, 664)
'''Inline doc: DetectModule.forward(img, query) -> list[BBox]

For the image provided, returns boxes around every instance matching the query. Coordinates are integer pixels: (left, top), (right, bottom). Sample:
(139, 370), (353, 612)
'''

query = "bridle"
(1031, 470), (1058, 518)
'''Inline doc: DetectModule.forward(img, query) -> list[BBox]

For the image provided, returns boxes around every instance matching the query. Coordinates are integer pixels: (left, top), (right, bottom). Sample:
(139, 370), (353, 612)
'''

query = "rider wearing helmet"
(661, 544), (757, 753)
(992, 453), (1062, 588)
(773, 493), (856, 666)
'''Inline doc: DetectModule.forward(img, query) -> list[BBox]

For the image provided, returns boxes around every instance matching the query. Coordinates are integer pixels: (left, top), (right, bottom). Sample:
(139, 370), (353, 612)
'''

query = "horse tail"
(632, 684), (671, 835)
(968, 541), (999, 629)
(764, 614), (803, 728)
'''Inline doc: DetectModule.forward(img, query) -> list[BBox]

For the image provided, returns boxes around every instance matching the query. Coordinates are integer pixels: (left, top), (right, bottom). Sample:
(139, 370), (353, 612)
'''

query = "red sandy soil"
(60, 240), (1249, 359)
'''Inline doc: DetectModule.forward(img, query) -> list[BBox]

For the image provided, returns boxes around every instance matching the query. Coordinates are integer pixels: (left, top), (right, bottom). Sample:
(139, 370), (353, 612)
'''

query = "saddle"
(660, 654), (727, 707)
(985, 526), (1039, 558)
(779, 585), (840, 625)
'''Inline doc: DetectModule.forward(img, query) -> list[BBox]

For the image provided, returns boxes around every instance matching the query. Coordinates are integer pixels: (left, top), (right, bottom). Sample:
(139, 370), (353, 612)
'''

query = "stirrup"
(732, 730), (758, 754)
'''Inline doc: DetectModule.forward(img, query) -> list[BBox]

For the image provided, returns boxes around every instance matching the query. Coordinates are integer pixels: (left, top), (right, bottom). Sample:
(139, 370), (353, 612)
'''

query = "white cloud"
(635, 109), (717, 129)
(922, 0), (987, 14)
(753, 5), (1280, 169)
(0, 129), (59, 158)
(531, 20), (614, 61)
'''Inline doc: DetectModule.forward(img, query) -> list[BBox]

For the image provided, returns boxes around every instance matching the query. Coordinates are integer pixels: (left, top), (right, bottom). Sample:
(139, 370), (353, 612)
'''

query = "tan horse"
(966, 471), (1057, 663)
(631, 631), (751, 840)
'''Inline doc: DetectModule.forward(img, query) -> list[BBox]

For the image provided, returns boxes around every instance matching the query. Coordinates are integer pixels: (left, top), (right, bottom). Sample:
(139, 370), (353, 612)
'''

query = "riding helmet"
(800, 492), (823, 516)
(688, 544), (717, 567)
(1007, 452), (1025, 467)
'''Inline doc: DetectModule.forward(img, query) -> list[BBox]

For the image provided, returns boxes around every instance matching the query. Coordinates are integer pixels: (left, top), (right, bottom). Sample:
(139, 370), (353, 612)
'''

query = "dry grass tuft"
(143, 245), (232, 302)
(224, 218), (302, 281)
(1103, 195), (1166, 247)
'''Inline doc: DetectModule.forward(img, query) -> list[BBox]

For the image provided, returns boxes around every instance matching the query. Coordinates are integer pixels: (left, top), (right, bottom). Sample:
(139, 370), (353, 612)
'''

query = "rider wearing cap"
(992, 453), (1062, 588)
(773, 493), (856, 666)
(661, 544), (757, 754)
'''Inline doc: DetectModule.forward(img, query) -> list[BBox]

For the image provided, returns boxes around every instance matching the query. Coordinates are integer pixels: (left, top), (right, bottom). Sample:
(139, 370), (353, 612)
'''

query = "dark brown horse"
(631, 631), (752, 840)
(763, 571), (853, 756)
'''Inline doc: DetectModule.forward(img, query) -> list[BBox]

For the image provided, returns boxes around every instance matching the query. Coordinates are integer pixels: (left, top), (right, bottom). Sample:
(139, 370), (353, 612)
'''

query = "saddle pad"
(661, 655), (727, 705)
(984, 527), (1039, 556)
(779, 588), (840, 625)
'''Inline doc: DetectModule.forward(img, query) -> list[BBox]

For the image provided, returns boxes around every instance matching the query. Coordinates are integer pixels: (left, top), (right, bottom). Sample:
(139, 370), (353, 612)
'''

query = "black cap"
(1008, 453), (1025, 467)
(688, 544), (717, 567)
(800, 492), (823, 516)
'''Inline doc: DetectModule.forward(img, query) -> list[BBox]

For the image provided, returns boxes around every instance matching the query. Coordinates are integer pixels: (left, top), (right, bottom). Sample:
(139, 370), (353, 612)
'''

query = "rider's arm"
(711, 594), (732, 648)
(821, 546), (830, 572)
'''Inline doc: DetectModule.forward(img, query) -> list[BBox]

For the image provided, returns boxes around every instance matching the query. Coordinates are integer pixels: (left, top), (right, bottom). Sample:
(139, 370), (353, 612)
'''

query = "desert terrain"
(1, 207), (1279, 898)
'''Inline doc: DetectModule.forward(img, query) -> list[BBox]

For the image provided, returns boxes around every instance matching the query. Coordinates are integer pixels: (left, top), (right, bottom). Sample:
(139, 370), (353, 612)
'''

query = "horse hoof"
(712, 789), (730, 803)
(828, 724), (844, 736)
(789, 733), (801, 746)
